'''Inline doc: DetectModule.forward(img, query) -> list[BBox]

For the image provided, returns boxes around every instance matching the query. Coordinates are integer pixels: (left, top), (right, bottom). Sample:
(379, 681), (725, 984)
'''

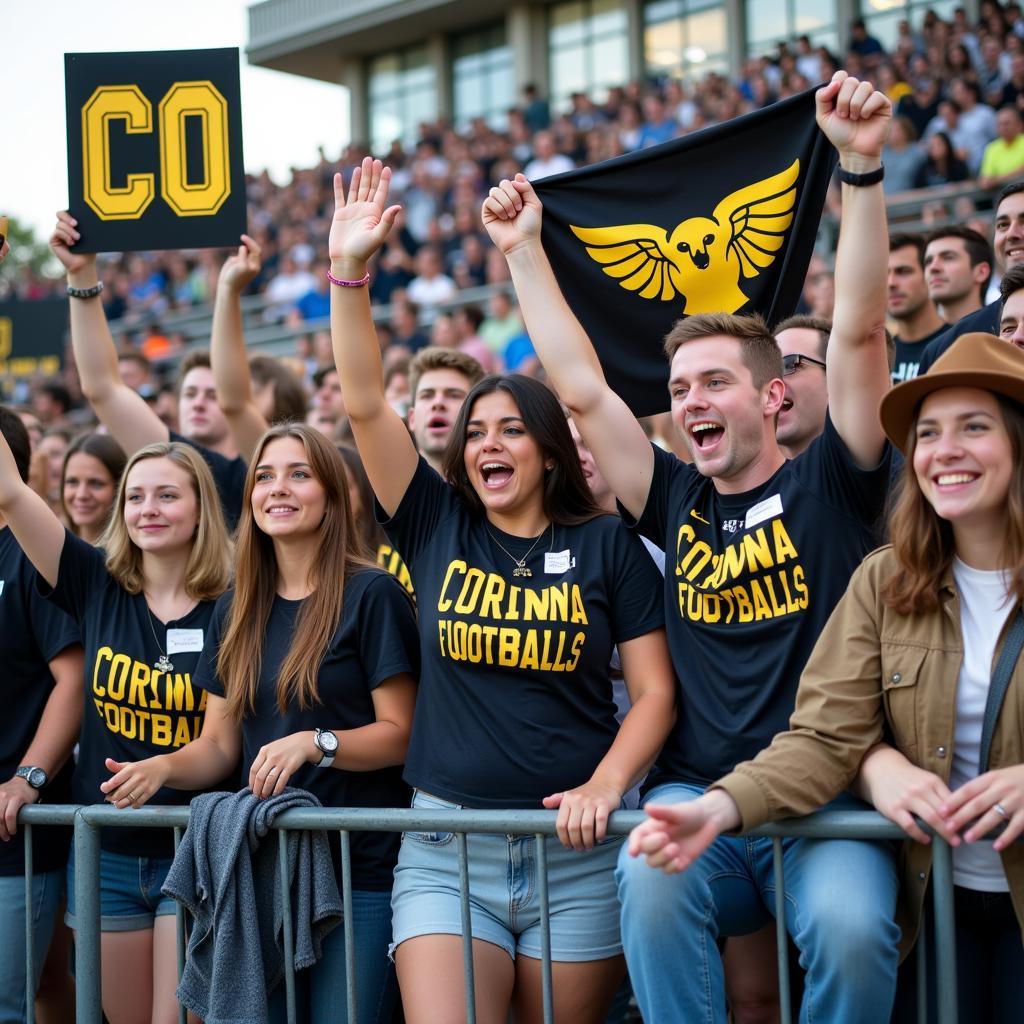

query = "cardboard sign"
(65, 48), (245, 253)
(0, 299), (67, 383)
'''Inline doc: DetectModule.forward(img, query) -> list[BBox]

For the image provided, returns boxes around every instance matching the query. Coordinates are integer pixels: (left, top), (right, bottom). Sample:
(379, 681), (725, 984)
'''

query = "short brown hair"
(1001, 263), (1024, 304)
(774, 314), (832, 358)
(889, 232), (926, 268)
(663, 312), (783, 387)
(177, 349), (211, 392)
(408, 347), (485, 401)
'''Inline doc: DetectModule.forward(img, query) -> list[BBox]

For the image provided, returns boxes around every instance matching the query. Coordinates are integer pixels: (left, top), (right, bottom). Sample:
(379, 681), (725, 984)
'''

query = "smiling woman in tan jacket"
(629, 332), (1024, 1022)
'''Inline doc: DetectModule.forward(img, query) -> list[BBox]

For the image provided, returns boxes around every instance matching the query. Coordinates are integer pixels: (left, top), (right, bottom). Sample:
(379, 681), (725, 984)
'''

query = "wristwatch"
(15, 766), (47, 789)
(313, 729), (338, 768)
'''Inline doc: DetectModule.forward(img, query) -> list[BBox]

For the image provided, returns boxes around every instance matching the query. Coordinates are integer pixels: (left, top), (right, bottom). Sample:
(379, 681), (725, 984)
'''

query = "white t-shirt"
(951, 557), (1013, 892)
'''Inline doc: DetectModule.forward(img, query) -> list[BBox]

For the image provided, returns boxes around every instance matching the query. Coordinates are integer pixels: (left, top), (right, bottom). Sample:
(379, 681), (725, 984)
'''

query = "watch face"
(317, 729), (339, 754)
(26, 768), (47, 788)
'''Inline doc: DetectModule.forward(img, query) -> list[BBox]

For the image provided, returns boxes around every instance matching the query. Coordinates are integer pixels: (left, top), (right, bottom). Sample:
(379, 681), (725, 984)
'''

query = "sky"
(2, 2), (351, 238)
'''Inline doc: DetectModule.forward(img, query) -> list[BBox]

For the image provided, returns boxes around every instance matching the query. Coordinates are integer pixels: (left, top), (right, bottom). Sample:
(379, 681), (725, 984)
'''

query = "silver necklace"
(486, 522), (553, 578)
(145, 605), (174, 674)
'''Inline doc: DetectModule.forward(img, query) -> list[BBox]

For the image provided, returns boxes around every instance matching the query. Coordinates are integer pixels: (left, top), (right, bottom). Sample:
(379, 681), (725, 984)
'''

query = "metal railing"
(18, 804), (962, 1024)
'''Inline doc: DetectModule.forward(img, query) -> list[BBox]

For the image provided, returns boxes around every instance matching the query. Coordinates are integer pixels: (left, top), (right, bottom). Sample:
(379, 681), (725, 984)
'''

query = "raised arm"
(482, 177), (654, 520)
(50, 213), (169, 453)
(816, 72), (892, 468)
(0, 430), (66, 587)
(328, 159), (419, 516)
(210, 235), (269, 461)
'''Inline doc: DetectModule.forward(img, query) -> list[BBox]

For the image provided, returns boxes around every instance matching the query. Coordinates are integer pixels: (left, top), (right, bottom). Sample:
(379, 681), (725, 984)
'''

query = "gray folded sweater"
(162, 787), (343, 1024)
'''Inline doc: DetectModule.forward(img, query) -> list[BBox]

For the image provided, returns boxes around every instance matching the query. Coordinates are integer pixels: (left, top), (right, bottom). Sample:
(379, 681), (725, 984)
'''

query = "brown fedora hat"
(880, 333), (1024, 453)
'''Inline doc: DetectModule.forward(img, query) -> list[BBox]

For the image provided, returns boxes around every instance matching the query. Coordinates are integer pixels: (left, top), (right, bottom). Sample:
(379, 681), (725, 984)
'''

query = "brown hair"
(337, 444), (385, 558)
(1000, 263), (1024, 304)
(60, 433), (127, 540)
(249, 354), (308, 424)
(176, 349), (211, 392)
(217, 424), (377, 721)
(924, 225), (994, 302)
(101, 441), (232, 600)
(663, 312), (783, 388)
(774, 314), (833, 358)
(882, 394), (1024, 613)
(408, 347), (484, 402)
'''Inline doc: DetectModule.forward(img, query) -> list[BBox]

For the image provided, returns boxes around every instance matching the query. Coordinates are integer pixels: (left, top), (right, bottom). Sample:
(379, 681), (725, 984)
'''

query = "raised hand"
(100, 755), (170, 810)
(219, 234), (262, 294)
(481, 174), (543, 257)
(940, 764), (1024, 851)
(627, 790), (739, 873)
(816, 70), (891, 167)
(49, 211), (96, 279)
(543, 778), (623, 851)
(328, 157), (402, 271)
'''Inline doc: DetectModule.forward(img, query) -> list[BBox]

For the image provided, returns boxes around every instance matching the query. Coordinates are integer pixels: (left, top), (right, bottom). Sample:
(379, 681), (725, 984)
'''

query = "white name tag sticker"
(545, 550), (572, 574)
(166, 628), (205, 654)
(744, 493), (783, 530)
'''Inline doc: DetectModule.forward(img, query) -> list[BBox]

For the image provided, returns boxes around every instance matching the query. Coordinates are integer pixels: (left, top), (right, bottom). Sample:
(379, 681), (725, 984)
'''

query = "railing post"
(278, 828), (297, 1024)
(535, 834), (554, 1024)
(930, 840), (958, 1024)
(457, 831), (477, 1024)
(771, 837), (793, 1024)
(340, 830), (357, 1024)
(173, 825), (187, 1024)
(24, 823), (34, 1024)
(73, 809), (102, 1024)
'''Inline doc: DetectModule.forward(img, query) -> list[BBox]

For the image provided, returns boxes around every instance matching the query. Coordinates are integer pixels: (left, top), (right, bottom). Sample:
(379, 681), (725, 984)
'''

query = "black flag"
(533, 88), (836, 416)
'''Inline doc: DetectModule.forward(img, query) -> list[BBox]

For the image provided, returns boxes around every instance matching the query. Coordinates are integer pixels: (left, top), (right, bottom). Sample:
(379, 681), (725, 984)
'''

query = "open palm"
(328, 157), (401, 264)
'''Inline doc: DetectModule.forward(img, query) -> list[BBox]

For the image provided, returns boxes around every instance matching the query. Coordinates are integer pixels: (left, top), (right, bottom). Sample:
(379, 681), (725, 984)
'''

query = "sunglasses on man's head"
(782, 353), (827, 375)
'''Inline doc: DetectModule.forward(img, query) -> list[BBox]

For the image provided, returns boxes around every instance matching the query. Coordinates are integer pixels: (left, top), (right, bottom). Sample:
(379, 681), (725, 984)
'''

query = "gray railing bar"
(278, 828), (297, 1024)
(73, 809), (102, 1024)
(535, 834), (554, 1024)
(174, 825), (187, 1024)
(771, 837), (792, 1024)
(916, 912), (928, 1024)
(340, 829), (357, 1024)
(24, 822), (34, 1024)
(457, 831), (476, 1024)
(930, 840), (958, 1024)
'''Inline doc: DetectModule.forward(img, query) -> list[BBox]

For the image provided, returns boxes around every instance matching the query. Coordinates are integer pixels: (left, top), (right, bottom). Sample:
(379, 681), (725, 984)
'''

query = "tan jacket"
(715, 545), (1024, 957)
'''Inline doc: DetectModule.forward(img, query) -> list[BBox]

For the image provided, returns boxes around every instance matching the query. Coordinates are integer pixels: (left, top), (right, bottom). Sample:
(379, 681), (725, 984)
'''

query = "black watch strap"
(836, 164), (884, 187)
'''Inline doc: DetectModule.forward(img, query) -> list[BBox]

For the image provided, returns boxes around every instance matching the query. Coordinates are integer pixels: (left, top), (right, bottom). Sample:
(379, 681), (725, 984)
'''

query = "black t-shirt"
(0, 529), (78, 876)
(628, 416), (891, 788)
(170, 431), (246, 532)
(379, 457), (665, 808)
(918, 301), (1000, 375)
(41, 530), (216, 857)
(195, 570), (419, 891)
(891, 325), (948, 384)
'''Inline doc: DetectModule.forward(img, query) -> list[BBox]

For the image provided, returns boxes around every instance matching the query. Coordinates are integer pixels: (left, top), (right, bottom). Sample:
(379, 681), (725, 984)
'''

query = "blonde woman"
(0, 432), (231, 1024)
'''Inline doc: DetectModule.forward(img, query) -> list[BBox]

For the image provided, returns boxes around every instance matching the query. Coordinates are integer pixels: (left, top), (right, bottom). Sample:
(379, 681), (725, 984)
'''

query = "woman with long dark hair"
(104, 423), (419, 1024)
(631, 333), (1024, 1022)
(329, 157), (676, 1024)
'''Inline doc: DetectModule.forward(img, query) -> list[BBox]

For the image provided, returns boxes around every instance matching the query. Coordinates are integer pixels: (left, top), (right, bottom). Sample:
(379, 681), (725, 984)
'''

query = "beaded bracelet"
(66, 281), (104, 300)
(326, 269), (370, 288)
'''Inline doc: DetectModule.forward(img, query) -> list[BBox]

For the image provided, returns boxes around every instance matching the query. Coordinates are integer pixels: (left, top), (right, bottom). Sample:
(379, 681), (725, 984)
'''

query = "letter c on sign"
(81, 85), (156, 221)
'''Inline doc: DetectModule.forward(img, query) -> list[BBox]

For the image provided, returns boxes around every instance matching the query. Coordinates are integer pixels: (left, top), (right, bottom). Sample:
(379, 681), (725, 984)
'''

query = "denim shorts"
(66, 847), (176, 932)
(391, 790), (624, 963)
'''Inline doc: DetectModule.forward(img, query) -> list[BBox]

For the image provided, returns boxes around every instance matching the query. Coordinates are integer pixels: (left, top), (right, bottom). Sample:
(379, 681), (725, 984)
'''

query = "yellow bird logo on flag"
(570, 160), (799, 315)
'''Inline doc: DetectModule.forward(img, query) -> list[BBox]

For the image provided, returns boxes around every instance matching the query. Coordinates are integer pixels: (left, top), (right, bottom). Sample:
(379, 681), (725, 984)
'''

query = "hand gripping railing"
(18, 805), (967, 1024)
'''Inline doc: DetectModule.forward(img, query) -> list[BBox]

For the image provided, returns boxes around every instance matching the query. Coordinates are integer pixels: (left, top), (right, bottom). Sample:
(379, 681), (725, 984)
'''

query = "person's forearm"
(504, 241), (608, 414)
(329, 258), (388, 420)
(325, 720), (411, 772)
(586, 689), (676, 796)
(211, 284), (256, 415)
(831, 157), (888, 350)
(160, 735), (239, 791)
(852, 742), (904, 804)
(65, 266), (122, 405)
(20, 668), (83, 779)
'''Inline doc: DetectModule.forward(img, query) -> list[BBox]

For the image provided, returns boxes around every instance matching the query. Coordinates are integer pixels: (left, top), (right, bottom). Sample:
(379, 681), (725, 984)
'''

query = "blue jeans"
(615, 783), (901, 1024)
(268, 889), (396, 1024)
(0, 868), (65, 1024)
